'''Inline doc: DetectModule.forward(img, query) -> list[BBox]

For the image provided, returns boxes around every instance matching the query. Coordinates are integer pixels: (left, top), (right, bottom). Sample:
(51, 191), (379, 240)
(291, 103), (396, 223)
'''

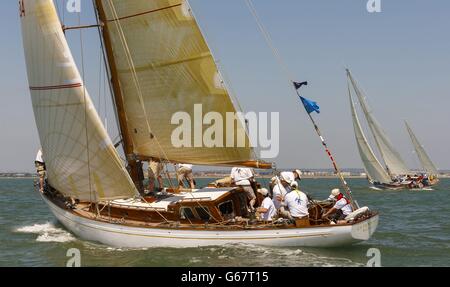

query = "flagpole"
(294, 87), (359, 210)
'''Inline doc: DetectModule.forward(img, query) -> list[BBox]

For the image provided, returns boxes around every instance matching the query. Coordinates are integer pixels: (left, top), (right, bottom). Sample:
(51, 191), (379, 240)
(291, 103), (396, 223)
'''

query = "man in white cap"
(271, 169), (302, 209)
(256, 188), (276, 221)
(279, 181), (309, 220)
(322, 188), (353, 222)
(280, 169), (302, 186)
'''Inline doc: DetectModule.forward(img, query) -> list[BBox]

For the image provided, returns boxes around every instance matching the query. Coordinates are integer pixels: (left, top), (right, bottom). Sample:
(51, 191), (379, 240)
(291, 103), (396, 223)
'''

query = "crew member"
(35, 148), (46, 192)
(230, 167), (256, 212)
(279, 169), (302, 186)
(177, 164), (195, 189)
(322, 188), (353, 223)
(256, 188), (276, 221)
(279, 181), (309, 219)
(148, 160), (164, 193)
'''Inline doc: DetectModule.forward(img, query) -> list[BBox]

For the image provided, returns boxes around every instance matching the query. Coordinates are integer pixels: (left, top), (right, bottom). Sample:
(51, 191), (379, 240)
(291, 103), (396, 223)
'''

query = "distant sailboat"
(405, 121), (440, 186)
(20, 0), (378, 248)
(347, 69), (439, 190)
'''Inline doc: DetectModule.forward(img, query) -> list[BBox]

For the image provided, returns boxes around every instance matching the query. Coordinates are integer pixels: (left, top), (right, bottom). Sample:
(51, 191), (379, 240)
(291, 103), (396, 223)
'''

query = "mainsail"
(348, 84), (391, 184)
(94, 0), (257, 166)
(405, 121), (439, 176)
(347, 70), (410, 176)
(20, 0), (137, 201)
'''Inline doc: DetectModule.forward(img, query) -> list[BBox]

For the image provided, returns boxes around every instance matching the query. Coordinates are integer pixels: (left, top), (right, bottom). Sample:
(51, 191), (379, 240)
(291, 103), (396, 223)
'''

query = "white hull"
(42, 195), (379, 248)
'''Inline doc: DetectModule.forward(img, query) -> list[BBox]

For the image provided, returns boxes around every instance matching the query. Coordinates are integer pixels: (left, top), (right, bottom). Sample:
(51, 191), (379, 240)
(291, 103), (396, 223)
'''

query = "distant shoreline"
(1, 174), (449, 180)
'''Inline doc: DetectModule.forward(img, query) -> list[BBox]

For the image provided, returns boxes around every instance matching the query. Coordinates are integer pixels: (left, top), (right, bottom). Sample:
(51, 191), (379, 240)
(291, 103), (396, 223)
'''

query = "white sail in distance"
(95, 0), (256, 166)
(347, 70), (411, 176)
(20, 0), (138, 201)
(348, 84), (391, 184)
(405, 121), (439, 176)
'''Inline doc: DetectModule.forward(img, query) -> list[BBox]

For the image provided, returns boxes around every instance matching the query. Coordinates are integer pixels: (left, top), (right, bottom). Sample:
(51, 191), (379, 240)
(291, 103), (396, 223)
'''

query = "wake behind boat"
(347, 69), (440, 190)
(21, 0), (378, 248)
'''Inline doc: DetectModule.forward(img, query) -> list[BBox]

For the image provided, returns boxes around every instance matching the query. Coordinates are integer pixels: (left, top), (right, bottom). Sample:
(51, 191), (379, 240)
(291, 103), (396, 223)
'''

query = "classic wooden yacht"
(41, 185), (378, 248)
(21, 0), (378, 248)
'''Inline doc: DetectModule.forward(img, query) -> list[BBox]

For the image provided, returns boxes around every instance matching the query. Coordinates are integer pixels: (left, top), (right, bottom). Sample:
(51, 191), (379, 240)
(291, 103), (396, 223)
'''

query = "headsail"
(348, 84), (391, 184)
(20, 0), (137, 201)
(347, 70), (410, 176)
(405, 121), (439, 176)
(94, 0), (257, 167)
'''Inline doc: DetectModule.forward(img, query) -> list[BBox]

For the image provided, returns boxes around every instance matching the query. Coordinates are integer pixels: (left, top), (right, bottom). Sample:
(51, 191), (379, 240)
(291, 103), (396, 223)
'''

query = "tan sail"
(95, 0), (256, 166)
(21, 0), (138, 201)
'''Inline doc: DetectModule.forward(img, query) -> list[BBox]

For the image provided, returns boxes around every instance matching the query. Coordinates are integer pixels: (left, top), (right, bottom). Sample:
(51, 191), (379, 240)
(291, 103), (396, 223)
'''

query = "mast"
(93, 0), (143, 193)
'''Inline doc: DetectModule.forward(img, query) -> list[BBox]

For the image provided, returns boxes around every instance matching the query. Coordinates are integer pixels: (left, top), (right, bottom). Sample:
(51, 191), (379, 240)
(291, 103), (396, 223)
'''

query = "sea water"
(0, 177), (449, 267)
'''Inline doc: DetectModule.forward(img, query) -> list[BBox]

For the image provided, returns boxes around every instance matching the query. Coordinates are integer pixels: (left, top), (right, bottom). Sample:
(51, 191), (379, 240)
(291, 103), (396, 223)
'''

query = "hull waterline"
(41, 194), (379, 248)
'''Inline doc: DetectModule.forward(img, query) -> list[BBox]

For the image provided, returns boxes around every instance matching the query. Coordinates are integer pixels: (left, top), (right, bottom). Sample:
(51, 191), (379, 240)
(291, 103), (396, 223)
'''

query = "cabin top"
(110, 187), (235, 211)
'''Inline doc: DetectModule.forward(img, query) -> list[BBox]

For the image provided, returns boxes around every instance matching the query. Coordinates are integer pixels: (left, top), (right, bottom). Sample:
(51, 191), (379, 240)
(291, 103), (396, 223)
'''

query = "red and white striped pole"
(295, 88), (359, 210)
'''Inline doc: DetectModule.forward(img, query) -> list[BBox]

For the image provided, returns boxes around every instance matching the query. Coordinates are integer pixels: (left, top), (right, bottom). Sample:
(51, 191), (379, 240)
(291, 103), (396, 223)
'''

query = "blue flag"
(300, 96), (320, 114)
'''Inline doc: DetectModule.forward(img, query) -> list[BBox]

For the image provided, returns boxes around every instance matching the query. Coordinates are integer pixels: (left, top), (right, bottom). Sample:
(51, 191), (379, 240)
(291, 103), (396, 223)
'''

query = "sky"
(1, 0), (449, 173)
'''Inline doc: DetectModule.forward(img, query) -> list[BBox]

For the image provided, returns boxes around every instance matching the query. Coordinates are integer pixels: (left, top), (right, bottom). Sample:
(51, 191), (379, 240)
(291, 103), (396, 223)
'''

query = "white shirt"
(260, 197), (276, 221)
(35, 149), (44, 163)
(280, 171), (296, 185)
(272, 183), (289, 210)
(334, 198), (353, 216)
(178, 164), (193, 170)
(284, 190), (309, 218)
(230, 167), (254, 186)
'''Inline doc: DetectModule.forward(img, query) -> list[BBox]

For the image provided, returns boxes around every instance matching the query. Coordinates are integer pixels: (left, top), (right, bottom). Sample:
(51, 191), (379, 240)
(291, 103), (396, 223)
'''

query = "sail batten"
(405, 122), (439, 176)
(21, 0), (138, 201)
(348, 84), (391, 184)
(96, 0), (256, 165)
(347, 70), (411, 176)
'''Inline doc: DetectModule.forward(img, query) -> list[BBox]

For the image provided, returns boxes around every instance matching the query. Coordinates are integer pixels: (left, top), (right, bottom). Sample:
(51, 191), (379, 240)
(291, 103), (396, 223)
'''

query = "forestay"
(21, 0), (137, 201)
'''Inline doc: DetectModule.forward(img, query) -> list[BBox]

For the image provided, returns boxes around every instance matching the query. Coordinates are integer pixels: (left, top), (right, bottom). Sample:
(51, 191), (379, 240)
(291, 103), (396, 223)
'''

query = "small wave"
(203, 243), (363, 267)
(15, 222), (75, 243)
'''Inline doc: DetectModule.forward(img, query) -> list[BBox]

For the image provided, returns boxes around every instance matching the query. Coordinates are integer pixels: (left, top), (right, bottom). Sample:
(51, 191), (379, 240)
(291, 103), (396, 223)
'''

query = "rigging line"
(55, 0), (60, 20)
(92, 0), (122, 151)
(245, 1), (359, 207)
(98, 41), (103, 122)
(104, 1), (187, 200)
(61, 0), (65, 25)
(105, 0), (219, 214)
(137, 197), (172, 224)
(105, 0), (174, 164)
(187, 1), (257, 161)
(244, 0), (295, 83)
(77, 12), (94, 203)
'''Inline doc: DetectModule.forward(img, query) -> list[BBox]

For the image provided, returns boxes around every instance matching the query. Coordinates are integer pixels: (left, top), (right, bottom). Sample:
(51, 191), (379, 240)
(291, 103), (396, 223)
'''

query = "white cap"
(280, 174), (292, 184)
(328, 188), (341, 199)
(290, 181), (298, 189)
(294, 169), (303, 179)
(257, 188), (269, 196)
